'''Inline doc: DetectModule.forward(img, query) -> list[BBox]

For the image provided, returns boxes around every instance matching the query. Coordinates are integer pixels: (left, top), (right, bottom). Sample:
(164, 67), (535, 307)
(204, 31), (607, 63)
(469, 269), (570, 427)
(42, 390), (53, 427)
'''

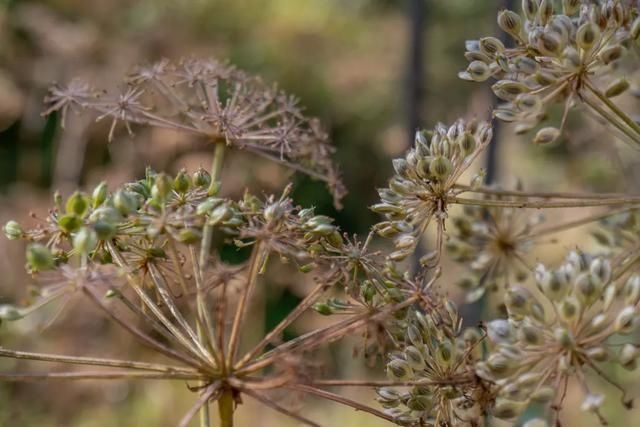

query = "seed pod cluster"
(447, 190), (543, 303)
(372, 120), (492, 262)
(460, 0), (638, 143)
(379, 305), (488, 425)
(479, 251), (640, 423)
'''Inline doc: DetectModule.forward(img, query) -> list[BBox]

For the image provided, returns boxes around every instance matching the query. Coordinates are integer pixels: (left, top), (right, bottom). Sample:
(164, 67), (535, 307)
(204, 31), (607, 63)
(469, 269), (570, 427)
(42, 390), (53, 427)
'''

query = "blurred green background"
(1, 0), (640, 425)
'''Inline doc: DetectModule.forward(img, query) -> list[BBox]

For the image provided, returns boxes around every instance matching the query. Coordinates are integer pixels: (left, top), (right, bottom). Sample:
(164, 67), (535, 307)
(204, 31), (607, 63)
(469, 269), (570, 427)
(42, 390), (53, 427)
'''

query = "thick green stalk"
(198, 140), (226, 427)
(218, 389), (235, 427)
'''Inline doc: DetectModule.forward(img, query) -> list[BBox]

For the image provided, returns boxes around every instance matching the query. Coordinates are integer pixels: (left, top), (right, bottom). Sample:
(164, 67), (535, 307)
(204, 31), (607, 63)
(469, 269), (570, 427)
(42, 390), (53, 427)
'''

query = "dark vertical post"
(406, 0), (426, 149)
(407, 0), (427, 270)
(485, 0), (516, 185)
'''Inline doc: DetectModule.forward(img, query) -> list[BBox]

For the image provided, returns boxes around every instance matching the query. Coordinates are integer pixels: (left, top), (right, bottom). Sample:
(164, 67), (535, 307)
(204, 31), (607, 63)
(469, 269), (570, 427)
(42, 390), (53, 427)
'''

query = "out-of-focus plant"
(4, 1), (640, 427)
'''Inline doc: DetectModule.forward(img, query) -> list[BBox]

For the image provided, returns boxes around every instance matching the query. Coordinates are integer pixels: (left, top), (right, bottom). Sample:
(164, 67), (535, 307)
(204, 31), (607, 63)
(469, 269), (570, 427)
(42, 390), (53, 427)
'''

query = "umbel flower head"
(460, 0), (640, 145)
(372, 119), (491, 265)
(378, 303), (491, 426)
(1, 169), (427, 426)
(447, 185), (544, 303)
(478, 250), (640, 425)
(43, 57), (346, 207)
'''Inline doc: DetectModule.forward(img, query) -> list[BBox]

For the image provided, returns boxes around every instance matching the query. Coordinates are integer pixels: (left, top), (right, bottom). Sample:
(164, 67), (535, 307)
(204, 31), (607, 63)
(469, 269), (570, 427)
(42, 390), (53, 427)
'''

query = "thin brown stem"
(82, 287), (202, 368)
(241, 387), (321, 427)
(287, 384), (396, 423)
(0, 348), (197, 374)
(235, 281), (329, 369)
(226, 243), (265, 366)
(178, 383), (220, 427)
(0, 371), (205, 381)
(448, 195), (640, 209)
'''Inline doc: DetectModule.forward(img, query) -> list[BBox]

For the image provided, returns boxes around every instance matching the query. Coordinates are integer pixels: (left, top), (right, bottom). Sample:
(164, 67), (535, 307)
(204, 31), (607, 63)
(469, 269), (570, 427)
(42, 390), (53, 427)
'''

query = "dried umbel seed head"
(481, 251), (640, 423)
(447, 189), (542, 303)
(460, 1), (639, 145)
(379, 307), (485, 425)
(373, 119), (492, 262)
(43, 57), (346, 207)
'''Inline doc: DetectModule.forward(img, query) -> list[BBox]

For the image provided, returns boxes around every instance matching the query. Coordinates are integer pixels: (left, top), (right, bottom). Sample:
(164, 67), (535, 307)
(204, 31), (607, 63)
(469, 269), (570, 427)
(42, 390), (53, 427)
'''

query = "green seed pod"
(327, 231), (343, 247)
(89, 207), (122, 224)
(376, 388), (401, 407)
(504, 286), (535, 318)
(519, 324), (543, 345)
(624, 276), (640, 305)
(264, 203), (285, 222)
(3, 220), (23, 240)
(537, 0), (553, 24)
(559, 296), (581, 322)
(533, 127), (560, 145)
(562, 0), (580, 15)
(65, 191), (90, 217)
(177, 228), (202, 245)
(498, 10), (522, 36)
(73, 227), (98, 255)
(405, 345), (425, 369)
(535, 70), (558, 86)
(486, 353), (512, 377)
(93, 220), (117, 241)
(312, 303), (333, 316)
(576, 21), (601, 51)
(530, 387), (555, 403)
(514, 93), (542, 113)
(619, 344), (639, 370)
(394, 234), (416, 250)
(152, 173), (173, 201)
(615, 306), (637, 334)
(479, 37), (505, 57)
(208, 205), (233, 225)
(173, 169), (191, 193)
(599, 45), (625, 65)
(113, 191), (138, 215)
(554, 327), (574, 349)
(387, 359), (413, 380)
(487, 319), (515, 344)
(466, 60), (491, 82)
(605, 77), (629, 98)
(586, 346), (609, 362)
(574, 272), (599, 305)
(492, 398), (524, 420)
(92, 182), (108, 208)
(58, 214), (82, 233)
(429, 156), (452, 179)
(456, 131), (476, 155)
(0, 305), (23, 321)
(196, 197), (224, 215)
(537, 31), (562, 56)
(522, 0), (538, 21)
(298, 262), (317, 274)
(26, 244), (54, 272)
(192, 167), (211, 188)
(631, 17), (640, 41)
(492, 80), (530, 101)
(435, 341), (454, 366)
(407, 324), (424, 346)
(312, 224), (337, 237)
